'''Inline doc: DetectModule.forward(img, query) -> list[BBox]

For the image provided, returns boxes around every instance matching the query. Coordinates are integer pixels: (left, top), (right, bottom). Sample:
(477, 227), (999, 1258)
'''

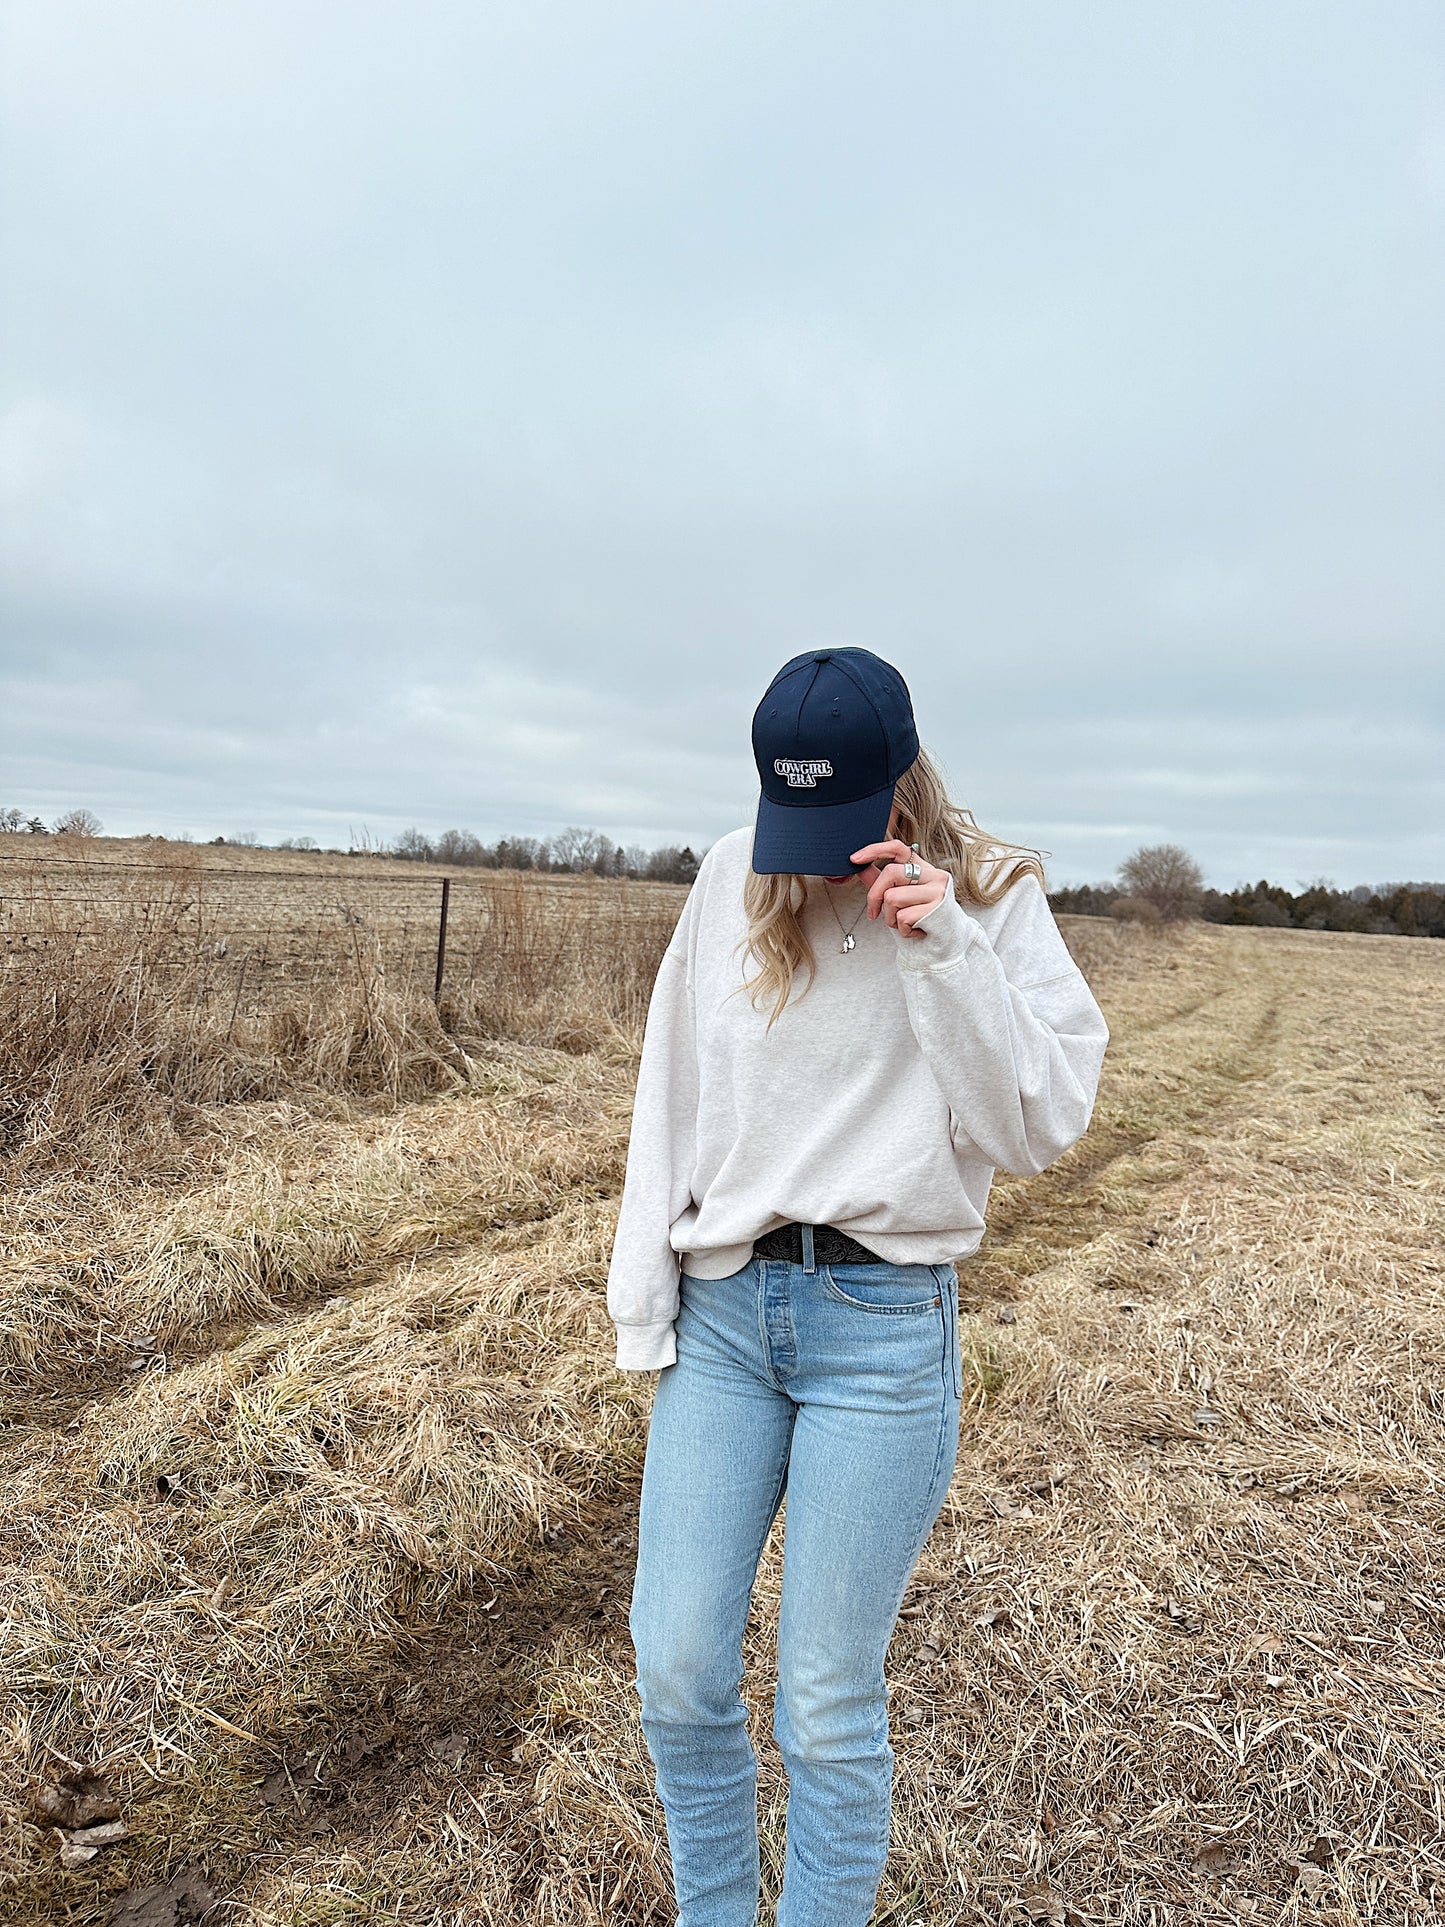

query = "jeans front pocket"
(820, 1261), (943, 1315)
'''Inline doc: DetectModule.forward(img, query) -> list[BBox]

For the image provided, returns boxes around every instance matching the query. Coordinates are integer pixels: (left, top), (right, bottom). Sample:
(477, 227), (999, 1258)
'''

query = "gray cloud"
(2, 0), (1441, 887)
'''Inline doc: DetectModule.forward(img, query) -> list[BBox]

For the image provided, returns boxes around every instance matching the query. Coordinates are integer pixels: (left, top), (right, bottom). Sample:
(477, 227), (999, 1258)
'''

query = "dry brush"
(1, 854), (1442, 1924)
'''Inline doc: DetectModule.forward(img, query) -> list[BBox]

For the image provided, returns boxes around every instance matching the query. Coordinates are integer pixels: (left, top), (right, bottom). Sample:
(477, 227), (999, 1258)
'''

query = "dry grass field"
(2, 844), (1443, 1926)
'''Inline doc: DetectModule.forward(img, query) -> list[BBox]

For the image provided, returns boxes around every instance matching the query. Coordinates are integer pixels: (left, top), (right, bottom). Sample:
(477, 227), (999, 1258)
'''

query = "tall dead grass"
(0, 864), (676, 1172)
(2, 888), (1442, 1924)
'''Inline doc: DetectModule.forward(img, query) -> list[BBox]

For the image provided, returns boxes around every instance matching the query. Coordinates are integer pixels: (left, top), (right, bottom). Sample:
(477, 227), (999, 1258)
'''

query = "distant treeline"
(1048, 878), (1445, 939)
(387, 826), (703, 884)
(0, 808), (703, 884)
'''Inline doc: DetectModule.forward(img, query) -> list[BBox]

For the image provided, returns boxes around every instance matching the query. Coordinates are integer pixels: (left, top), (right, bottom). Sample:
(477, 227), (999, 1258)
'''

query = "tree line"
(1050, 842), (1445, 939)
(6, 810), (1439, 935)
(0, 807), (102, 837)
(1, 807), (701, 886)
(389, 826), (701, 884)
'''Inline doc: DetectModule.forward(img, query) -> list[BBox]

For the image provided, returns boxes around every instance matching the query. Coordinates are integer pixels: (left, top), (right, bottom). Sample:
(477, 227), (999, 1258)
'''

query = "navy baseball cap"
(750, 648), (920, 874)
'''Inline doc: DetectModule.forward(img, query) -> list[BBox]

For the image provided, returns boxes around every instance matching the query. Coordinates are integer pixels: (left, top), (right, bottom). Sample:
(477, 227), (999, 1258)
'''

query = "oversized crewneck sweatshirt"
(606, 825), (1110, 1370)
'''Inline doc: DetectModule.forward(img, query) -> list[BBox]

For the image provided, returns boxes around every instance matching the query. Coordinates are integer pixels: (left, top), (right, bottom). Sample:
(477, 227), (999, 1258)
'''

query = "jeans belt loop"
(801, 1222), (816, 1273)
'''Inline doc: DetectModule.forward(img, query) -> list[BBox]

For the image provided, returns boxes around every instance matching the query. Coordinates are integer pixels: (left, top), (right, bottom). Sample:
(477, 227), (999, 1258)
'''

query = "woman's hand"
(849, 838), (950, 939)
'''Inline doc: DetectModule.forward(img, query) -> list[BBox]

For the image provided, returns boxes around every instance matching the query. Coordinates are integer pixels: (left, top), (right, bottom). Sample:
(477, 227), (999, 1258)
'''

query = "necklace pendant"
(841, 933), (855, 952)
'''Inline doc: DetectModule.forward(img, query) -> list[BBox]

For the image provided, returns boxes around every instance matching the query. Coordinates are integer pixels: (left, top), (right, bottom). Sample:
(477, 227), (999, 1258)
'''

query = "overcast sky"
(2, 1), (1441, 889)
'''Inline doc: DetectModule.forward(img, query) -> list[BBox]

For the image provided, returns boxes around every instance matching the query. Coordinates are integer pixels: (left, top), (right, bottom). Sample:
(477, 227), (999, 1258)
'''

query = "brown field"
(0, 834), (682, 1038)
(2, 845), (1443, 1925)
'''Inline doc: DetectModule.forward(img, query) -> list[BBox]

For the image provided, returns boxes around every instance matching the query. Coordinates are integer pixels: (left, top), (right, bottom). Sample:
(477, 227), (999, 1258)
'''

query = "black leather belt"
(752, 1221), (883, 1266)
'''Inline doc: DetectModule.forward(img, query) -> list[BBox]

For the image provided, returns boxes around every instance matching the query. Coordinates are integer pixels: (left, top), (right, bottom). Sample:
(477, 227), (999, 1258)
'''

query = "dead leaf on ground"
(67, 1821), (128, 1849)
(1286, 1858), (1328, 1891)
(428, 1729), (470, 1770)
(340, 1725), (394, 1767)
(109, 1865), (216, 1926)
(1014, 1885), (1089, 1925)
(985, 1491), (1027, 1519)
(36, 1774), (120, 1830)
(1017, 1890), (1064, 1924)
(260, 1753), (325, 1807)
(1191, 1838), (1242, 1878)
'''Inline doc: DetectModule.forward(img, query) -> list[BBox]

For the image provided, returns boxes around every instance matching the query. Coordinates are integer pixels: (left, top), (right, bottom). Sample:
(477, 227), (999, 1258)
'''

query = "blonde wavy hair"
(735, 745), (1047, 1028)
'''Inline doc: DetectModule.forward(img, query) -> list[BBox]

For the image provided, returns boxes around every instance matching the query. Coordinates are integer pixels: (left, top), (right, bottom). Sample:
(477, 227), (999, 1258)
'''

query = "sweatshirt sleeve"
(892, 868), (1110, 1178)
(605, 915), (701, 1372)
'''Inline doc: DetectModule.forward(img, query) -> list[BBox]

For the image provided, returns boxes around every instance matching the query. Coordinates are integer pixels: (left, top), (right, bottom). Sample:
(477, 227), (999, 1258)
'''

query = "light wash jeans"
(628, 1233), (964, 1927)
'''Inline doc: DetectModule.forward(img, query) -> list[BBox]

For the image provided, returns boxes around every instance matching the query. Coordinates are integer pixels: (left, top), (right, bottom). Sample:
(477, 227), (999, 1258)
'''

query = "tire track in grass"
(970, 932), (1284, 1306)
(2, 1051), (645, 1916)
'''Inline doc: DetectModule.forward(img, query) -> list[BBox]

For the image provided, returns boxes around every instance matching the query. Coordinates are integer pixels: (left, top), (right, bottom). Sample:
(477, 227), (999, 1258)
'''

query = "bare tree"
(645, 844), (701, 885)
(52, 808), (103, 837)
(549, 826), (607, 872)
(435, 828), (485, 866)
(0, 807), (23, 832)
(393, 828), (433, 862)
(1117, 843), (1204, 922)
(493, 835), (543, 870)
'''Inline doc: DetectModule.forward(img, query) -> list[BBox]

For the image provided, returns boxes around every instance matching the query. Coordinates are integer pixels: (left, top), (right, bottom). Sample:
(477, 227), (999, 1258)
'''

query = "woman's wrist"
(892, 874), (980, 969)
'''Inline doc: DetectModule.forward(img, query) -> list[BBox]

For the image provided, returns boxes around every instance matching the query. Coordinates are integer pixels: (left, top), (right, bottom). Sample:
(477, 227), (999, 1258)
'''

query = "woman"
(607, 647), (1110, 1927)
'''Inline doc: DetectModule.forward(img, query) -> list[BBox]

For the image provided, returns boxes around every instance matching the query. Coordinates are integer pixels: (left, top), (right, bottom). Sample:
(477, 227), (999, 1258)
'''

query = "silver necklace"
(821, 883), (869, 952)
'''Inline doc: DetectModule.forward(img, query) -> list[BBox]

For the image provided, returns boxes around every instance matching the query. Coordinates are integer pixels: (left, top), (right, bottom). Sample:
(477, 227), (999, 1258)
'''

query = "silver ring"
(903, 861), (922, 882)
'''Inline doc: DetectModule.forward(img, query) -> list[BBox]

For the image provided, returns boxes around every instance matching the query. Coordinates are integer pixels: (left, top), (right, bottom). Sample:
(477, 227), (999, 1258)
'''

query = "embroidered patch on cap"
(773, 757), (834, 788)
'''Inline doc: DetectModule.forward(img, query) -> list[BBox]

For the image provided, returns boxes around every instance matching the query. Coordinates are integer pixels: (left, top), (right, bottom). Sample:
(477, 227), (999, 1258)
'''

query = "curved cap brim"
(750, 783), (896, 875)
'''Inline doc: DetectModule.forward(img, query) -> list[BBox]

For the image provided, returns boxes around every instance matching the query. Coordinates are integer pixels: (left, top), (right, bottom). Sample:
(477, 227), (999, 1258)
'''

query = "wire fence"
(0, 857), (688, 1023)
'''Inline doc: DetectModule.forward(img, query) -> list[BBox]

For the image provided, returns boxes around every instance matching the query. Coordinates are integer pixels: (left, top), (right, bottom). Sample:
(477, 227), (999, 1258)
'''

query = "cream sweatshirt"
(606, 825), (1110, 1370)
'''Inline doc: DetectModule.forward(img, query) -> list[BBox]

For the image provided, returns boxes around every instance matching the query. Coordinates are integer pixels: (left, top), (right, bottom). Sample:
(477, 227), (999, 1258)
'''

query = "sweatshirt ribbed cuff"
(893, 877), (981, 970)
(613, 1319), (678, 1371)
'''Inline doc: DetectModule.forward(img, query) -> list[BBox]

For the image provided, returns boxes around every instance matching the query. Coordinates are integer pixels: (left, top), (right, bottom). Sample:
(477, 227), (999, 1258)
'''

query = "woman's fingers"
(878, 881), (939, 928)
(860, 857), (945, 920)
(894, 895), (940, 931)
(847, 840), (948, 932)
(851, 837), (914, 869)
(864, 863), (903, 919)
